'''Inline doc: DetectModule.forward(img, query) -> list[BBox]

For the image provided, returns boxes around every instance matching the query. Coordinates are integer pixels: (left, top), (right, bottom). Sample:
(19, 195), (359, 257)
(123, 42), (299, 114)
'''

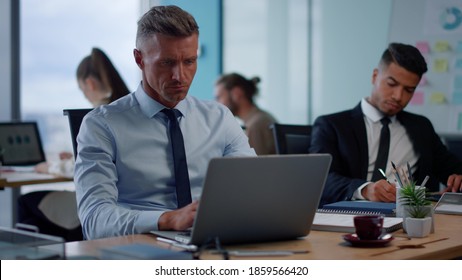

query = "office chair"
(16, 109), (91, 242)
(63, 108), (93, 159)
(270, 123), (312, 154)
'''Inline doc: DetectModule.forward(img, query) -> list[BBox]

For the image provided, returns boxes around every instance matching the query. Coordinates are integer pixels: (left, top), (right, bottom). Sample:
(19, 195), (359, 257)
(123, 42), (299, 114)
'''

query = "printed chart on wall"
(389, 0), (462, 133)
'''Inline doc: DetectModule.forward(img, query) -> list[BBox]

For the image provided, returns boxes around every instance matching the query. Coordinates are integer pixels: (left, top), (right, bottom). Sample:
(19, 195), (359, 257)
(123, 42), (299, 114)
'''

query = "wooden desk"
(0, 171), (73, 225)
(65, 213), (462, 260)
(0, 171), (72, 188)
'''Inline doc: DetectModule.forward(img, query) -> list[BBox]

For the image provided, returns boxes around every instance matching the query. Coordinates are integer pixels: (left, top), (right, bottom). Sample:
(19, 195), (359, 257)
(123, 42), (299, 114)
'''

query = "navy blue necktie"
(371, 117), (391, 182)
(162, 108), (192, 208)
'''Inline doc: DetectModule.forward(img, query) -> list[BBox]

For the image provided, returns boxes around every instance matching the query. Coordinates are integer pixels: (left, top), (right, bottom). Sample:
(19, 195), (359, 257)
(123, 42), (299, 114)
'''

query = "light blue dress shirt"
(74, 84), (256, 239)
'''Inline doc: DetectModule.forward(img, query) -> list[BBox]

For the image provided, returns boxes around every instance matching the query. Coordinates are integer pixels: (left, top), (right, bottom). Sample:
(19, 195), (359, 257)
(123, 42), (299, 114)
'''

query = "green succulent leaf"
(399, 181), (432, 218)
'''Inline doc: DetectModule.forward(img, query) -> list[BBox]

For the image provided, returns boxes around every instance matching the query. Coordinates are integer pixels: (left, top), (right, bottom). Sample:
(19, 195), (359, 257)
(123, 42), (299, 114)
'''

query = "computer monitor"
(0, 122), (46, 166)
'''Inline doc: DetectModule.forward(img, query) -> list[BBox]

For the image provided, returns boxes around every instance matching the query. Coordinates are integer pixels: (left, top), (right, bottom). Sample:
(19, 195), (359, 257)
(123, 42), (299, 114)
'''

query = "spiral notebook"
(318, 201), (396, 217)
(311, 212), (403, 233)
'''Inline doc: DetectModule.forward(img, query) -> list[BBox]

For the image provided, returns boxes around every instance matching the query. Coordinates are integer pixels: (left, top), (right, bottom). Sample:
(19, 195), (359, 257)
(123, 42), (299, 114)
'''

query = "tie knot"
(380, 117), (390, 126)
(162, 108), (181, 121)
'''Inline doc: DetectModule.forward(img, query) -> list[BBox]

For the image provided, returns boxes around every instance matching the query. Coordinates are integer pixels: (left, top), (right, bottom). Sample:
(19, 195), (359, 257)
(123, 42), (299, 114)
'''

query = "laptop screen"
(0, 122), (46, 166)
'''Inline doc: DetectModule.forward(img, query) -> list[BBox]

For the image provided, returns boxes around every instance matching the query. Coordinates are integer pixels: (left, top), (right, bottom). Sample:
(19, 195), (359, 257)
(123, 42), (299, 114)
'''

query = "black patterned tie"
(162, 108), (192, 208)
(371, 117), (391, 182)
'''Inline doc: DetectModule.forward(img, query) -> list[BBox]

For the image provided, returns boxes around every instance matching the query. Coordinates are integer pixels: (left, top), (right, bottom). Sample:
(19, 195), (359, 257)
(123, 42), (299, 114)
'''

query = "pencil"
(421, 175), (430, 188)
(406, 162), (413, 182)
(393, 170), (403, 188)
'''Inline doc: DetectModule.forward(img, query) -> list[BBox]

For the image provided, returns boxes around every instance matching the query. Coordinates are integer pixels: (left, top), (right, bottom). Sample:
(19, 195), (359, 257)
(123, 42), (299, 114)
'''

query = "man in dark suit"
(310, 42), (462, 206)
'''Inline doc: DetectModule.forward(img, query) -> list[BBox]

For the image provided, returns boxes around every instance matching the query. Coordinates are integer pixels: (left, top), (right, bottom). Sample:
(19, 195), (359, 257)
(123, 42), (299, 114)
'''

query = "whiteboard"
(389, 0), (462, 134)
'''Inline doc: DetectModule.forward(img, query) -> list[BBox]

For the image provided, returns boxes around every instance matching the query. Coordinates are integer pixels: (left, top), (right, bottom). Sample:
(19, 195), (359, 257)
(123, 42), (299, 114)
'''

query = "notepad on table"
(318, 201), (396, 216)
(311, 212), (403, 233)
(434, 193), (462, 215)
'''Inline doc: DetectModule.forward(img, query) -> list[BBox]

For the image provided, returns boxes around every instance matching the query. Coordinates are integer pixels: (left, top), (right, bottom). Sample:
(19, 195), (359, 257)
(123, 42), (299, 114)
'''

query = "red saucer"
(342, 233), (394, 247)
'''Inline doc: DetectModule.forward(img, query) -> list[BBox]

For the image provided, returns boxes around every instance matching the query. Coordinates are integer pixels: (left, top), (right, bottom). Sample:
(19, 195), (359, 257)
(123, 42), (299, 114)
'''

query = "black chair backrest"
(270, 123), (312, 154)
(63, 109), (93, 159)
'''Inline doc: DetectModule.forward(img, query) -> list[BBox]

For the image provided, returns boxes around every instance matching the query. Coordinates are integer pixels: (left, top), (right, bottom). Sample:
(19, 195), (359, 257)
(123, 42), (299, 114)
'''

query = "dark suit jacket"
(310, 103), (462, 206)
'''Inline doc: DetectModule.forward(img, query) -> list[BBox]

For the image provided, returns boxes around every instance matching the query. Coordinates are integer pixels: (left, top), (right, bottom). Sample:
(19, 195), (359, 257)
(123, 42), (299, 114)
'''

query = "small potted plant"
(399, 181), (433, 238)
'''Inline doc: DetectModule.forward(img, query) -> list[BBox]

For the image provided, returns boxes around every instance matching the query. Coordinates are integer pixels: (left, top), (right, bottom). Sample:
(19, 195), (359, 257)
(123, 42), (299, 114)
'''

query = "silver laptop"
(0, 122), (46, 166)
(151, 154), (332, 246)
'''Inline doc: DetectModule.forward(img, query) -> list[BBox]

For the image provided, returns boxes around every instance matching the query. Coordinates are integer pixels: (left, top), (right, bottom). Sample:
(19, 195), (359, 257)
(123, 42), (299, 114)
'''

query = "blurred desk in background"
(0, 170), (72, 225)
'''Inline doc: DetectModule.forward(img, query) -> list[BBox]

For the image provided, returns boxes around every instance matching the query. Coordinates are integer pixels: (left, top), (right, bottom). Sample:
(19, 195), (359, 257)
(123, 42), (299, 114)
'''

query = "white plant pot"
(401, 205), (435, 234)
(405, 217), (432, 238)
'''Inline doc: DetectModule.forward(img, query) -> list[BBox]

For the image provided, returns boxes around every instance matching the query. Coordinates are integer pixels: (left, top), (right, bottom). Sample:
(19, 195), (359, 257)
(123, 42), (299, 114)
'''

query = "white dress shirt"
(353, 98), (419, 199)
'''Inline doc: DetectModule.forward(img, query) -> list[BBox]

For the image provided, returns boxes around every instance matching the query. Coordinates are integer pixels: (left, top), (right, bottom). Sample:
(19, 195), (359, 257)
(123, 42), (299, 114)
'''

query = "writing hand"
(444, 174), (462, 193)
(59, 152), (73, 160)
(34, 162), (50, 173)
(362, 180), (396, 202)
(158, 200), (199, 231)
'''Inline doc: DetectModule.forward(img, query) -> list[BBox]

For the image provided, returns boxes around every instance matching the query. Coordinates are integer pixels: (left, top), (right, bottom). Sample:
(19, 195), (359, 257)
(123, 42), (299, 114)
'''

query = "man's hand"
(443, 174), (462, 193)
(361, 180), (396, 202)
(158, 200), (199, 231)
(34, 162), (50, 174)
(59, 152), (73, 160)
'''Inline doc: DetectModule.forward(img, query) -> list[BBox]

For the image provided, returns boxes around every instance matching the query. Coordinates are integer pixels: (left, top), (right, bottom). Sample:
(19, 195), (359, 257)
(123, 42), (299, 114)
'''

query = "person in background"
(215, 73), (277, 155)
(310, 42), (462, 207)
(35, 47), (131, 176)
(18, 47), (130, 241)
(74, 6), (255, 240)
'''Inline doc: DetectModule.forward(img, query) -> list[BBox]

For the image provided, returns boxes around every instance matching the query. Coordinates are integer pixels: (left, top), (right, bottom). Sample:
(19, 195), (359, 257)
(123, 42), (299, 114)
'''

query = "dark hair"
(216, 73), (261, 104)
(76, 48), (130, 103)
(136, 5), (199, 47)
(380, 42), (428, 78)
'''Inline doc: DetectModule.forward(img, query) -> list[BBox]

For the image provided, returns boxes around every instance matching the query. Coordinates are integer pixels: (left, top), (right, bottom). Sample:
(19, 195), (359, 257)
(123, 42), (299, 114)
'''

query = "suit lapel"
(351, 104), (369, 178)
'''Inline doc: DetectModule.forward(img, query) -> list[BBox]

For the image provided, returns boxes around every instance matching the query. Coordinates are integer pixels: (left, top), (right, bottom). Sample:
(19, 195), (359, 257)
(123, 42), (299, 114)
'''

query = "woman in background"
(18, 48), (130, 241)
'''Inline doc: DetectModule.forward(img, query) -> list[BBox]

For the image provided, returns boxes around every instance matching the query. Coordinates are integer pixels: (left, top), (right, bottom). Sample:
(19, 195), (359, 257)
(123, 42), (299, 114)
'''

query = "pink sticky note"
(416, 41), (430, 54)
(410, 91), (424, 105)
(419, 75), (428, 87)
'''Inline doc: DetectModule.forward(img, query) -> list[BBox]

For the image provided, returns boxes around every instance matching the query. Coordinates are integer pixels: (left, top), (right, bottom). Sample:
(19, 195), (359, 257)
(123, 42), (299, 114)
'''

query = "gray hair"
(136, 5), (199, 47)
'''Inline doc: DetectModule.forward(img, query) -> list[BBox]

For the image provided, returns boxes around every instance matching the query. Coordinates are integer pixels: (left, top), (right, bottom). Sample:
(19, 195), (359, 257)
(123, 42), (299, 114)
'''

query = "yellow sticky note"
(433, 59), (449, 73)
(430, 92), (446, 104)
(434, 41), (451, 52)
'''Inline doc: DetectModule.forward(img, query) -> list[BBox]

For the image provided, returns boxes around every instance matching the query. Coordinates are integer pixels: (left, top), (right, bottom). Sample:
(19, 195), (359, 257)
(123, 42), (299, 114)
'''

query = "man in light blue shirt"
(74, 5), (255, 240)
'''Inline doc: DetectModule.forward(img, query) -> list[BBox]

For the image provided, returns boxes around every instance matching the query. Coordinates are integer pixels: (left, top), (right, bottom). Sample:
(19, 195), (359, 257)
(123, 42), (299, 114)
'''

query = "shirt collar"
(135, 83), (189, 118)
(361, 97), (396, 124)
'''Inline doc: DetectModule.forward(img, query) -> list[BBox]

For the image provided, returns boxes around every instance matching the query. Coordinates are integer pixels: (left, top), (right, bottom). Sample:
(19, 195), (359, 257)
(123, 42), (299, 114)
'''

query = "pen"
(378, 168), (390, 183)
(213, 250), (309, 257)
(421, 175), (430, 188)
(406, 162), (413, 182)
(157, 237), (198, 251)
(391, 161), (398, 171)
(399, 167), (409, 186)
